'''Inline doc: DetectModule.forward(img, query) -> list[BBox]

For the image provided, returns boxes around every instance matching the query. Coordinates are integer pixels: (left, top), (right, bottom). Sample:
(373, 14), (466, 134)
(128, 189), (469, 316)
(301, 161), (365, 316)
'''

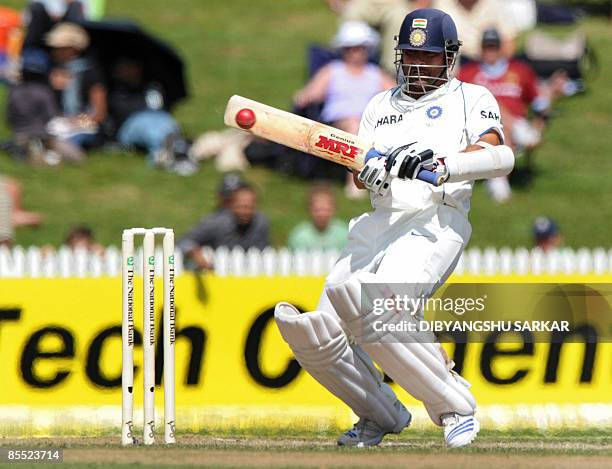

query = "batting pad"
(274, 302), (405, 431)
(326, 273), (476, 425)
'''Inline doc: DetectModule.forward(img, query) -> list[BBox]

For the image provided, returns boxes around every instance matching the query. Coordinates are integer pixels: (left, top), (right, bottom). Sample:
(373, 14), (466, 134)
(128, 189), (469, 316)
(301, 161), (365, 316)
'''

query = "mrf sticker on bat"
(314, 134), (363, 162)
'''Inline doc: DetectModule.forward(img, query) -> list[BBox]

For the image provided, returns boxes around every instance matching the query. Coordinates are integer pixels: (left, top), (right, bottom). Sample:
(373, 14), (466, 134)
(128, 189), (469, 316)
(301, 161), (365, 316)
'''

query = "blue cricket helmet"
(396, 8), (461, 54)
(394, 9), (462, 97)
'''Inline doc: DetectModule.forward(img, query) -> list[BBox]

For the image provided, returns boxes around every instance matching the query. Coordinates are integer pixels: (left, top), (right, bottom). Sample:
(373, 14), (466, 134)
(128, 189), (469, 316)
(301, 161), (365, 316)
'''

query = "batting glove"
(357, 149), (392, 196)
(385, 144), (435, 180)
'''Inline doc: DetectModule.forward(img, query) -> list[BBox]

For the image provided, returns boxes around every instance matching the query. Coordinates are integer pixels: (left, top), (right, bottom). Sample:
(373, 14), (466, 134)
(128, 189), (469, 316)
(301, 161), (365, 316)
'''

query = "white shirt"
(358, 79), (503, 216)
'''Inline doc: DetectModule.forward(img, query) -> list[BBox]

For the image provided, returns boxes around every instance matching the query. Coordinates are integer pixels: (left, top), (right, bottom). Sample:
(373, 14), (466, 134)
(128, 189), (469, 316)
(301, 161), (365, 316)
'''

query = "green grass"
(167, 424), (612, 441)
(1, 429), (610, 468)
(3, 427), (611, 455)
(0, 1), (611, 248)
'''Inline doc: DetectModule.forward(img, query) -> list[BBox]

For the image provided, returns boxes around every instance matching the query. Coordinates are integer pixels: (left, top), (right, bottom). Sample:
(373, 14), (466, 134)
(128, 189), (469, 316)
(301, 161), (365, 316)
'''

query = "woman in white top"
(294, 21), (395, 197)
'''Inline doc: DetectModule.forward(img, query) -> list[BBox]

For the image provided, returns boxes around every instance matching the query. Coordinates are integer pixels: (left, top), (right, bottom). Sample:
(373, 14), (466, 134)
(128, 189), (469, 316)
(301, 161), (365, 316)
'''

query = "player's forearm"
(442, 145), (514, 183)
(358, 129), (512, 191)
(462, 131), (502, 153)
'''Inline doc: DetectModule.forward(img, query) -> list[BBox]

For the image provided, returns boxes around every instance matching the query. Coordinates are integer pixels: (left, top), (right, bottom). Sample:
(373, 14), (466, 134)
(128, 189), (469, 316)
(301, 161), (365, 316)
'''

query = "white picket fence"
(0, 245), (611, 278)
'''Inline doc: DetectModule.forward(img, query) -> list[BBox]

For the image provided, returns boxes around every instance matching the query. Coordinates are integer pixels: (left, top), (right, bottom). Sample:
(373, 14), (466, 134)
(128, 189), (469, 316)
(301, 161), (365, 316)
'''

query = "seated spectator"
(334, 0), (432, 73)
(216, 173), (249, 210)
(7, 47), (84, 164)
(107, 56), (195, 174)
(294, 21), (394, 198)
(533, 217), (562, 252)
(65, 225), (104, 254)
(295, 21), (393, 134)
(189, 128), (251, 172)
(458, 29), (567, 202)
(45, 23), (107, 151)
(179, 183), (270, 271)
(433, 0), (518, 61)
(21, 0), (101, 49)
(288, 183), (348, 251)
(501, 0), (537, 33)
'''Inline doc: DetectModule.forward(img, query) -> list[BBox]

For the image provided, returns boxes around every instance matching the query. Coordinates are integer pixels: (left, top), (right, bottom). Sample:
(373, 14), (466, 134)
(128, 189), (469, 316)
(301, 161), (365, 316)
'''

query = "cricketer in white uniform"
(274, 8), (514, 448)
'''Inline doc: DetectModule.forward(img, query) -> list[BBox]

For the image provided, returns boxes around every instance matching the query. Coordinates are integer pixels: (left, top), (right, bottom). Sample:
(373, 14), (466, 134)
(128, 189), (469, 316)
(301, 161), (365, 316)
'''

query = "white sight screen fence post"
(1, 247), (611, 277)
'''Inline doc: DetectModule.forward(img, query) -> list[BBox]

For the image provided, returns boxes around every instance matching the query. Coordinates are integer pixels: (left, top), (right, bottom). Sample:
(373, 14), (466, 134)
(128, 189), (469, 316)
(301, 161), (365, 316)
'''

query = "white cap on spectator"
(45, 22), (90, 50)
(331, 21), (379, 50)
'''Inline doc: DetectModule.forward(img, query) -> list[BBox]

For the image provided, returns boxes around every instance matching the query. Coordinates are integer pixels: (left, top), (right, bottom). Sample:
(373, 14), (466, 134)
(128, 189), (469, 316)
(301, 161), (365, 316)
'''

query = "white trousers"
(319, 204), (477, 425)
(323, 204), (471, 296)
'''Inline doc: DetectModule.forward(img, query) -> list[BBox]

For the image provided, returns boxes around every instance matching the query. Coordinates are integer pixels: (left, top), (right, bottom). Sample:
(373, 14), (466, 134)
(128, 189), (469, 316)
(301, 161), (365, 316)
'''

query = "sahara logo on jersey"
(314, 135), (362, 160)
(375, 114), (404, 128)
(480, 110), (500, 121)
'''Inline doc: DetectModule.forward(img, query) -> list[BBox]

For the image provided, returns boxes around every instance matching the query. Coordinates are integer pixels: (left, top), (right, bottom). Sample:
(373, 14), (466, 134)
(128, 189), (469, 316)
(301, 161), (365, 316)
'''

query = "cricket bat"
(223, 95), (443, 186)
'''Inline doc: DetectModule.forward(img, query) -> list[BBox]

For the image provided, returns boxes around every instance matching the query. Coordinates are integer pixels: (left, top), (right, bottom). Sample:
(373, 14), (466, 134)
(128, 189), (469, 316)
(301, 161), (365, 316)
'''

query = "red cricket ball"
(235, 108), (256, 129)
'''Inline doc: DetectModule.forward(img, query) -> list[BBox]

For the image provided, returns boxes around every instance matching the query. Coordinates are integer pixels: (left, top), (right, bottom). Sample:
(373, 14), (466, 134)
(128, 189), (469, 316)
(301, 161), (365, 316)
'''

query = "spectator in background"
(458, 29), (567, 202)
(458, 29), (566, 152)
(22, 0), (105, 49)
(294, 21), (394, 198)
(216, 173), (249, 210)
(330, 1), (432, 73)
(294, 21), (393, 131)
(7, 47), (84, 164)
(433, 0), (518, 61)
(0, 7), (22, 83)
(65, 225), (104, 254)
(107, 56), (195, 174)
(179, 184), (270, 271)
(288, 183), (348, 251)
(501, 0), (537, 33)
(45, 23), (107, 151)
(533, 217), (562, 252)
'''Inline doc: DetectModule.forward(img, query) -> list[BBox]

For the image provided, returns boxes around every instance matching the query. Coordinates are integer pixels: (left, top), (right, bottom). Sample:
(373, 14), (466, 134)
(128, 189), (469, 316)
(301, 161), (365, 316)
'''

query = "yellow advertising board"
(0, 275), (610, 434)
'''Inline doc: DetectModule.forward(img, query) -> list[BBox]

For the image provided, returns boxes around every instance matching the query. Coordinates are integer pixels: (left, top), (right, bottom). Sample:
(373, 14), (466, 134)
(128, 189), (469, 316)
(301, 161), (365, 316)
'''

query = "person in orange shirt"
(0, 7), (21, 52)
(0, 7), (22, 82)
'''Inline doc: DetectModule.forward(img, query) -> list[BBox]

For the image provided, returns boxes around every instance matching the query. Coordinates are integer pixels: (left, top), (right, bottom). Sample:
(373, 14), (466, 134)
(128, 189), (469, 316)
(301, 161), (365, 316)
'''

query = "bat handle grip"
(416, 169), (446, 187)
